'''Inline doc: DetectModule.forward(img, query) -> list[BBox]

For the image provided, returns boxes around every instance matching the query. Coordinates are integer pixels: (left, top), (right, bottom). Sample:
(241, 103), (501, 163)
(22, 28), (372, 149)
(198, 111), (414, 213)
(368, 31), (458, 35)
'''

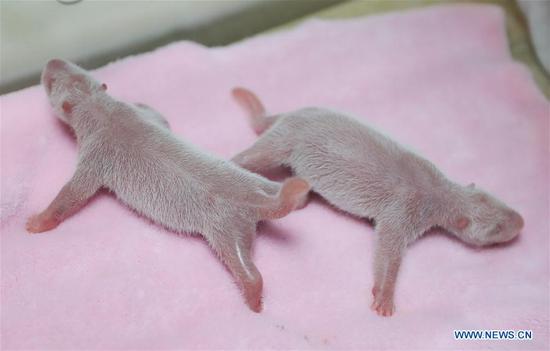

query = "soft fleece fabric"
(1, 4), (548, 350)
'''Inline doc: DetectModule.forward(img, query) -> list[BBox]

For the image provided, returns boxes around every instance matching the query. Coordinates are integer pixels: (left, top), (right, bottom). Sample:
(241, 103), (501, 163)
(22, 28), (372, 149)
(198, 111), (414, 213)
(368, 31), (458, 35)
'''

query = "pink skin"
(27, 59), (311, 312)
(230, 87), (524, 317)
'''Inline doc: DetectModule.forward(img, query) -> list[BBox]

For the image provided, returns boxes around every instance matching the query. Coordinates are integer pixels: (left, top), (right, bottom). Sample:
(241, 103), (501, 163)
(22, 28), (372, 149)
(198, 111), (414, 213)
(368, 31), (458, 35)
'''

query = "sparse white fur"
(231, 87), (524, 317)
(26, 60), (311, 312)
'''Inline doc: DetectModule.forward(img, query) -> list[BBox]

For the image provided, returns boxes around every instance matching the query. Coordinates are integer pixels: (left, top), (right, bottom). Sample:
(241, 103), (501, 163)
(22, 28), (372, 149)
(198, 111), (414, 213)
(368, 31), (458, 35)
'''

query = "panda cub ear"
(454, 216), (470, 230)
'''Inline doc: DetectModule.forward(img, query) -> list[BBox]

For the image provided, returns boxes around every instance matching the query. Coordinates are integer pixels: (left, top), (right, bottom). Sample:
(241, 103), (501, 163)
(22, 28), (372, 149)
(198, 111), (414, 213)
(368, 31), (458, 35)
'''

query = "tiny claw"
(247, 295), (263, 313)
(26, 214), (59, 233)
(243, 274), (263, 313)
(371, 295), (395, 317)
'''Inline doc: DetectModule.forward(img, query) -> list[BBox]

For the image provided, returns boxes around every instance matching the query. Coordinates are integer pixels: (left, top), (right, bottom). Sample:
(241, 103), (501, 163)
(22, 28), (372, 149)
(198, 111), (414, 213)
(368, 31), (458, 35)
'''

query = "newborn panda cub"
(230, 87), (524, 317)
(26, 59), (310, 312)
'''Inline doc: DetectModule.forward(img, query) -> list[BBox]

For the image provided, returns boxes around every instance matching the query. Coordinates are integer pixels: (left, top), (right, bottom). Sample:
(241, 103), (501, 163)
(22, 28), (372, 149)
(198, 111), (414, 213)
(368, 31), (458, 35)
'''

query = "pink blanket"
(1, 4), (548, 350)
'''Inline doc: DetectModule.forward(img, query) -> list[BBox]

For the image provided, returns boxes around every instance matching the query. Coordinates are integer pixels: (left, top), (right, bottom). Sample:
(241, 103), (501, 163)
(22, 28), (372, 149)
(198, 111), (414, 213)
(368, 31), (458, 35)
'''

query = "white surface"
(517, 0), (550, 73)
(0, 0), (291, 91)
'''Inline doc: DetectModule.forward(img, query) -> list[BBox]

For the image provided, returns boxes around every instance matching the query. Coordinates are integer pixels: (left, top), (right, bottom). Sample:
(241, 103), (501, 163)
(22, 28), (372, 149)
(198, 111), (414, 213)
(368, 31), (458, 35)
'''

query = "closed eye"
(72, 81), (87, 94)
